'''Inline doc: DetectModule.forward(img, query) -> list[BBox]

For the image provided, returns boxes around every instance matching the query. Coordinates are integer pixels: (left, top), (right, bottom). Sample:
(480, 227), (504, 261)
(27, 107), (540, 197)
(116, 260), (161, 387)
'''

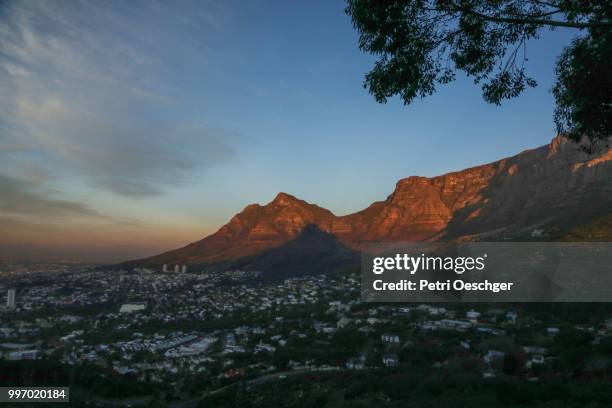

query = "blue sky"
(0, 0), (579, 257)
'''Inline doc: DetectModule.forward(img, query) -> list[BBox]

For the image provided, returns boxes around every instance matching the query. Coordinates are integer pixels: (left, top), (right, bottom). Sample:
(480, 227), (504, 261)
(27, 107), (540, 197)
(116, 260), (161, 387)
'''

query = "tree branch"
(466, 10), (606, 29)
(441, 2), (611, 29)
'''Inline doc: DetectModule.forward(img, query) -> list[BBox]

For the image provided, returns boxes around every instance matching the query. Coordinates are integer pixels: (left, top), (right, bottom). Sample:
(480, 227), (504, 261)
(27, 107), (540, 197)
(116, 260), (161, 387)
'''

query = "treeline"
(198, 369), (612, 408)
(0, 360), (162, 399)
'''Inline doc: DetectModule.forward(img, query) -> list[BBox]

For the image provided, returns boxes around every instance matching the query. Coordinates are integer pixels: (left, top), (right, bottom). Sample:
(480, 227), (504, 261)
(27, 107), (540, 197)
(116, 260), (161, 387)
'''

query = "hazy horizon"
(0, 0), (578, 261)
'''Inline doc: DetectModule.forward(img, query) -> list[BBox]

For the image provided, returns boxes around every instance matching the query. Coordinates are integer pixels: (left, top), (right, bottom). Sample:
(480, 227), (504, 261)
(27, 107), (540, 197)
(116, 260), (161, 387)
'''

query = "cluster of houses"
(2, 264), (612, 388)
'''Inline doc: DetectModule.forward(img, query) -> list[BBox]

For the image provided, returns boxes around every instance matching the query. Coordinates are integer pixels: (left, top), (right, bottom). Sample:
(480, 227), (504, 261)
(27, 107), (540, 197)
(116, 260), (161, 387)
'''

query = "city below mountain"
(123, 135), (612, 272)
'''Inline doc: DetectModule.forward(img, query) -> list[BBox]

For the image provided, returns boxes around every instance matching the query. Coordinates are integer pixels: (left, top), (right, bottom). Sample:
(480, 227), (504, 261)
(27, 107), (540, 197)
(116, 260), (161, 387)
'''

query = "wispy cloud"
(0, 174), (102, 218)
(0, 0), (235, 198)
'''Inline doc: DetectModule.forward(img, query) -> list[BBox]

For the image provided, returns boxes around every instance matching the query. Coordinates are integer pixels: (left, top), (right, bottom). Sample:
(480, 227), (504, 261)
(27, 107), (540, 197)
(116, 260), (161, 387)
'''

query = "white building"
(466, 310), (481, 320)
(7, 350), (38, 360)
(254, 342), (276, 353)
(437, 319), (471, 331)
(418, 304), (446, 316)
(119, 303), (146, 313)
(6, 289), (15, 308)
(381, 334), (400, 344)
(484, 350), (505, 364)
(546, 327), (560, 335)
(337, 317), (353, 328)
(346, 355), (366, 369)
(506, 311), (518, 323)
(382, 353), (399, 367)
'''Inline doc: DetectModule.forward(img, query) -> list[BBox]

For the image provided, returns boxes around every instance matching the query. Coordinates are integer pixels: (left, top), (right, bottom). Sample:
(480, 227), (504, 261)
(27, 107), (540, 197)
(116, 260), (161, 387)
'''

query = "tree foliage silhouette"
(346, 0), (611, 144)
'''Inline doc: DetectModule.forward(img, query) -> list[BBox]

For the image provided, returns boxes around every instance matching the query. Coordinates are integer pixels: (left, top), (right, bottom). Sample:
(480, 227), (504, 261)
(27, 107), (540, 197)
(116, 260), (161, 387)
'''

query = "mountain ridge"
(123, 135), (611, 269)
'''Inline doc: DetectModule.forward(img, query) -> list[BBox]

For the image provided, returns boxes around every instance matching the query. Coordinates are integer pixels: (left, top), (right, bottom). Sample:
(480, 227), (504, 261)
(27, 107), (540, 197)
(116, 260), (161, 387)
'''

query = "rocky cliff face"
(127, 136), (611, 267)
(337, 135), (611, 242)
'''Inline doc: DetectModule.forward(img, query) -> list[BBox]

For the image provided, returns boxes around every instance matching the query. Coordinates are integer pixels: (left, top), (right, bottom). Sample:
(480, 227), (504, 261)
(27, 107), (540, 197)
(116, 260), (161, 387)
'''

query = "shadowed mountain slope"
(227, 224), (359, 280)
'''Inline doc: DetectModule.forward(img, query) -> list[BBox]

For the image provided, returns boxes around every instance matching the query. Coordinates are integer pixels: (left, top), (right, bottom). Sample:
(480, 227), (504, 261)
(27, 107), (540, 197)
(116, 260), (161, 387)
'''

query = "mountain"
(130, 193), (337, 266)
(124, 135), (611, 270)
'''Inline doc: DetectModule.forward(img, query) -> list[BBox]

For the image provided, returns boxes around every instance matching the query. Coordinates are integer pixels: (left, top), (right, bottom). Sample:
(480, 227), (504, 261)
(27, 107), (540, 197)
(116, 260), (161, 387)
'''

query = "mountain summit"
(125, 136), (611, 269)
(133, 192), (336, 266)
